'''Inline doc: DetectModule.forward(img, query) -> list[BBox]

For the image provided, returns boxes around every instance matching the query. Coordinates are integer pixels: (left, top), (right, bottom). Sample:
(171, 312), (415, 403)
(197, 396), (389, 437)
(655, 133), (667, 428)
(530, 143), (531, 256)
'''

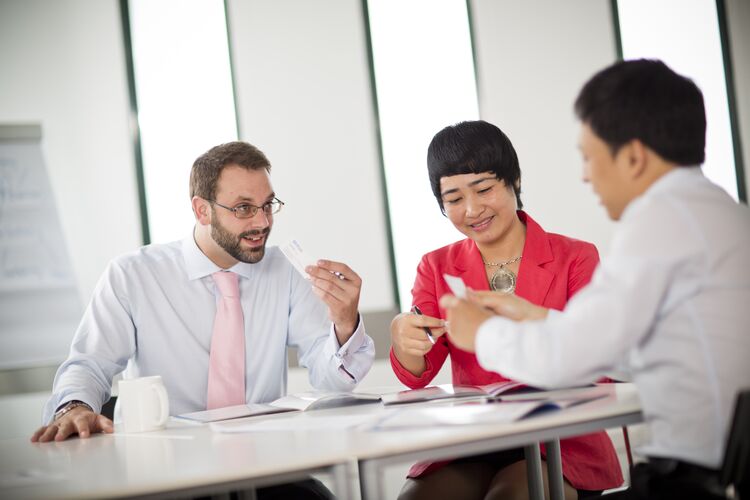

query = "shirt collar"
(181, 233), (256, 281)
(646, 165), (703, 197)
(621, 165), (703, 221)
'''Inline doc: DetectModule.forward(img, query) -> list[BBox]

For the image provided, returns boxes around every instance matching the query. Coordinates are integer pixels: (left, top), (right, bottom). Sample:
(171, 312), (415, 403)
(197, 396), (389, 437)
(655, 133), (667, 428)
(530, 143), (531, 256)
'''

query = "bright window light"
(129, 0), (238, 244)
(617, 0), (739, 200)
(368, 0), (479, 310)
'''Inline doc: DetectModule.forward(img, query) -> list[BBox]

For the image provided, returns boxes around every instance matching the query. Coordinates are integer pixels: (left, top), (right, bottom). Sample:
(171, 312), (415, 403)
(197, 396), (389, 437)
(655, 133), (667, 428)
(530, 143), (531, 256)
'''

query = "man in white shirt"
(32, 141), (375, 445)
(440, 59), (750, 499)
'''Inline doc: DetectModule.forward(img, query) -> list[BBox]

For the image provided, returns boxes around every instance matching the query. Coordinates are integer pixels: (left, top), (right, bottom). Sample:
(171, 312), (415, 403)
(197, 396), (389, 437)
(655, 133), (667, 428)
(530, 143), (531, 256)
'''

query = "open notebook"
(372, 391), (607, 430)
(380, 382), (604, 406)
(176, 391), (382, 423)
(380, 381), (537, 405)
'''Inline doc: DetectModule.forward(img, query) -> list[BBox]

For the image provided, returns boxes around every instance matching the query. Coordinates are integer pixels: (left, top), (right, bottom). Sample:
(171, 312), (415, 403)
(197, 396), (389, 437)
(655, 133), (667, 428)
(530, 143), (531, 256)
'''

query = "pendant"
(490, 267), (517, 294)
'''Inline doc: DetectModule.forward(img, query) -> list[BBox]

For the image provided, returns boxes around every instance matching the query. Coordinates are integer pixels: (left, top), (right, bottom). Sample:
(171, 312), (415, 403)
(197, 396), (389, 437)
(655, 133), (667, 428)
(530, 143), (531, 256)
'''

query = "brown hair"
(189, 141), (271, 200)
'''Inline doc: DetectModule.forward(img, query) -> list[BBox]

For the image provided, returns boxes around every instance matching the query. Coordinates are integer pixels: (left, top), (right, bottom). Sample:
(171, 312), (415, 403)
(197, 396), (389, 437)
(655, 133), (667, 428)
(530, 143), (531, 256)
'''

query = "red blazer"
(390, 211), (623, 490)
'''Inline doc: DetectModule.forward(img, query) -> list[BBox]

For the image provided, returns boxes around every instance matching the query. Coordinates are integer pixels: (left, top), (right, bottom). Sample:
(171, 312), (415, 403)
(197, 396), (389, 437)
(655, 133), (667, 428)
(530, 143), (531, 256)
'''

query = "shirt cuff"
(330, 314), (366, 356)
(475, 316), (516, 374)
(327, 315), (372, 383)
(546, 308), (563, 320)
(389, 347), (435, 388)
(44, 393), (100, 424)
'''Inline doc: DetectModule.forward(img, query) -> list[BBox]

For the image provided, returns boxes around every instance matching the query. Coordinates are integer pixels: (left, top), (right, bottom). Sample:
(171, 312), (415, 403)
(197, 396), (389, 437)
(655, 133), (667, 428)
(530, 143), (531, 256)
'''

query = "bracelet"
(53, 400), (93, 421)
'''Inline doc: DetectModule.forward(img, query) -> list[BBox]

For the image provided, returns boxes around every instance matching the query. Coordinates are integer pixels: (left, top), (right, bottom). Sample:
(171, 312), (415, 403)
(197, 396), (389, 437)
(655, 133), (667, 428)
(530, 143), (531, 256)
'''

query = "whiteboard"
(0, 124), (81, 369)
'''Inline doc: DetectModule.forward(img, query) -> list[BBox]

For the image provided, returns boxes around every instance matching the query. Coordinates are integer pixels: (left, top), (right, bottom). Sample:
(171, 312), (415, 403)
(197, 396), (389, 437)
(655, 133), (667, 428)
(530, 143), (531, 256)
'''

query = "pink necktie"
(207, 271), (246, 409)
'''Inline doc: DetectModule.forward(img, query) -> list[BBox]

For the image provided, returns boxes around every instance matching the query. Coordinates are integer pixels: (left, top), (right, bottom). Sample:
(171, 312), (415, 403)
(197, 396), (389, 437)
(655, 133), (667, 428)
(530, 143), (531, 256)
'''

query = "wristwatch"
(53, 400), (93, 421)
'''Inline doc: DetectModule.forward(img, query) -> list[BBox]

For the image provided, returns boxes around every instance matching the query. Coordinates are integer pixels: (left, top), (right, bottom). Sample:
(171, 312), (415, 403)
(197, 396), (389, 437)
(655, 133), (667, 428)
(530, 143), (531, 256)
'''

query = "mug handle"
(151, 383), (169, 428)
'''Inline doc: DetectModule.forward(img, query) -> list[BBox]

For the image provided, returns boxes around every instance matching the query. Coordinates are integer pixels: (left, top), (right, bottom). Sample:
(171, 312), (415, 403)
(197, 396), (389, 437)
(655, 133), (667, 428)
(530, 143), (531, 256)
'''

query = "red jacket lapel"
(514, 211), (555, 305)
(446, 239), (491, 293)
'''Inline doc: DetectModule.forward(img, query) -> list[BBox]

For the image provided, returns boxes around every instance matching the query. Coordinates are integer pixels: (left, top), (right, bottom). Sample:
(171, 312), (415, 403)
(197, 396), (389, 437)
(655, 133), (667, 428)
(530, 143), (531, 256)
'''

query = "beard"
(210, 210), (271, 264)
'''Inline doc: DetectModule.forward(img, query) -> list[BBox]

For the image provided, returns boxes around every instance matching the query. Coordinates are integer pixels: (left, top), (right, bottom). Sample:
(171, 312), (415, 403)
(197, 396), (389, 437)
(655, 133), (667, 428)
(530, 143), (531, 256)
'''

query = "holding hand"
(391, 311), (446, 358)
(439, 290), (550, 352)
(31, 406), (113, 443)
(390, 310), (446, 376)
(306, 260), (362, 344)
(439, 294), (492, 352)
(466, 290), (549, 321)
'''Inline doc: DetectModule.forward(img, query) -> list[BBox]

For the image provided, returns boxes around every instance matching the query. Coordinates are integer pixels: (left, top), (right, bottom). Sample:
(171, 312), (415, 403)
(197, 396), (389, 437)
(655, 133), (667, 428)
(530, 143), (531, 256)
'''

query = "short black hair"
(574, 59), (706, 165)
(427, 120), (522, 212)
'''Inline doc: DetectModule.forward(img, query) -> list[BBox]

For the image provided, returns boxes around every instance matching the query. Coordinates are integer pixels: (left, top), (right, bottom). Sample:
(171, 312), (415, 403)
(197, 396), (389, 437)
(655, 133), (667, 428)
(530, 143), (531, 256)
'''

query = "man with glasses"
(32, 141), (375, 458)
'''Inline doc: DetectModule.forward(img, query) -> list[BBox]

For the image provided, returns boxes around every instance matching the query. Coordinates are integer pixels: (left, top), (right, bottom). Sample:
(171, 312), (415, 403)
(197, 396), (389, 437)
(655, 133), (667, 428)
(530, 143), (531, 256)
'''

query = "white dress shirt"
(43, 236), (375, 422)
(475, 167), (750, 468)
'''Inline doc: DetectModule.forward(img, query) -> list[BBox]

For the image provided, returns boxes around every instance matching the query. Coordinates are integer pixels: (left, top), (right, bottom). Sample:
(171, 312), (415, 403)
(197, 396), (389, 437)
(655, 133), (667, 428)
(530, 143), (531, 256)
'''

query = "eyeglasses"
(209, 198), (285, 219)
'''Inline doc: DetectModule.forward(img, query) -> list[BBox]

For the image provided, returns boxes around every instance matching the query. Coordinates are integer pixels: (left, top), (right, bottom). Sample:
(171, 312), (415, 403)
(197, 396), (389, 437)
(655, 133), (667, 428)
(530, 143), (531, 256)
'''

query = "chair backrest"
(721, 389), (750, 496)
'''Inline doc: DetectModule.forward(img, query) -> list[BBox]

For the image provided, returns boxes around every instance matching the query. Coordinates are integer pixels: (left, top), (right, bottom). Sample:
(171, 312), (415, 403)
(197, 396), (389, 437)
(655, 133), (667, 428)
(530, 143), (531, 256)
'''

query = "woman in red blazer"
(391, 121), (623, 500)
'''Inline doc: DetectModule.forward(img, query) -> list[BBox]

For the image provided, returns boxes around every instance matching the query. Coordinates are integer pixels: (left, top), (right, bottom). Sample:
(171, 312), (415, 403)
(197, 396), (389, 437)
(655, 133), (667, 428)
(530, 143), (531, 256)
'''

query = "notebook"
(372, 392), (607, 430)
(380, 381), (537, 406)
(176, 391), (382, 423)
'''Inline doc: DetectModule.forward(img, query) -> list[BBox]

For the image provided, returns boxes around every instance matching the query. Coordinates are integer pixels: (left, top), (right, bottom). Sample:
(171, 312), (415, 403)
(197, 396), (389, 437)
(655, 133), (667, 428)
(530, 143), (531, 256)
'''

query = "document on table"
(381, 381), (531, 405)
(371, 401), (545, 430)
(176, 403), (295, 423)
(177, 392), (382, 423)
(371, 392), (608, 430)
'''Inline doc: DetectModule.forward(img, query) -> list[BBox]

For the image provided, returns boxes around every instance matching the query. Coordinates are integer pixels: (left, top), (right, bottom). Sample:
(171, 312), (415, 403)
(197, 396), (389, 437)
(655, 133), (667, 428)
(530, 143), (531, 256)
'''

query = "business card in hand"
(280, 240), (317, 279)
(443, 273), (467, 298)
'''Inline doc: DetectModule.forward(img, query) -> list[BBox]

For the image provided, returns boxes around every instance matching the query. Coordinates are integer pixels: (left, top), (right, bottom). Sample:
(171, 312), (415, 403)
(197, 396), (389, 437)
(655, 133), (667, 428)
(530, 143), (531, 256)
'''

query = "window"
(617, 0), (740, 200)
(128, 0), (238, 243)
(367, 0), (479, 309)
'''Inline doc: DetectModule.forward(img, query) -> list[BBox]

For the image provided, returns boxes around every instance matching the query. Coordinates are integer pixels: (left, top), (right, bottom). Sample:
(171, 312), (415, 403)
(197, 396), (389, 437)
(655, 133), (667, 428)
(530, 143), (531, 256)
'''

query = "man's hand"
(439, 294), (493, 352)
(31, 407), (113, 443)
(390, 311), (446, 376)
(306, 260), (362, 345)
(466, 290), (549, 321)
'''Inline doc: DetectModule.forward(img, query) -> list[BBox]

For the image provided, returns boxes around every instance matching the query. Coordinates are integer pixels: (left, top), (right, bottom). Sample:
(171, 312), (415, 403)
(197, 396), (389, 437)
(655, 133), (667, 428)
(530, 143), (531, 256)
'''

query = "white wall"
(226, 0), (395, 313)
(0, 0), (141, 304)
(726, 0), (750, 202)
(471, 0), (618, 253)
(2, 0), (739, 322)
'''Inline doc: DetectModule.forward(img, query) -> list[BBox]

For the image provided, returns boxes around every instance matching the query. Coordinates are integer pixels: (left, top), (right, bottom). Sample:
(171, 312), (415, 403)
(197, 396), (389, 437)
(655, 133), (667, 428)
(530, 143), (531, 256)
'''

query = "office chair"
(721, 389), (750, 499)
(101, 396), (117, 420)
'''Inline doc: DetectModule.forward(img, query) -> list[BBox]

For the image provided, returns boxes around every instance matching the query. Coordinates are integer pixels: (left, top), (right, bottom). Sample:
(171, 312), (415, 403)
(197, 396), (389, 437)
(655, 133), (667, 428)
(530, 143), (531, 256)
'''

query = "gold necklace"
(482, 255), (522, 293)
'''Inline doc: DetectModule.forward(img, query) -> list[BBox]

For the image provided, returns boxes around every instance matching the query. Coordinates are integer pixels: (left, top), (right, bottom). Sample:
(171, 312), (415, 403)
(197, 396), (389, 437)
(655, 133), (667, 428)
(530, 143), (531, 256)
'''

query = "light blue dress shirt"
(43, 236), (375, 422)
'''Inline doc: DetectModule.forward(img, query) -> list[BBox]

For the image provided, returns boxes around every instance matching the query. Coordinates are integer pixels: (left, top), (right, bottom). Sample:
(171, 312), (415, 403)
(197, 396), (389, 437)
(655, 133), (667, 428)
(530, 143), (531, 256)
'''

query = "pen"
(411, 305), (436, 345)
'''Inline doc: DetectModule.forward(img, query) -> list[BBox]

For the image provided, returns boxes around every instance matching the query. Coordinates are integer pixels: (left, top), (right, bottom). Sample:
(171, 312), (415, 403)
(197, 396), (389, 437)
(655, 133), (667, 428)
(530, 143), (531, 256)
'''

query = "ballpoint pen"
(411, 305), (436, 344)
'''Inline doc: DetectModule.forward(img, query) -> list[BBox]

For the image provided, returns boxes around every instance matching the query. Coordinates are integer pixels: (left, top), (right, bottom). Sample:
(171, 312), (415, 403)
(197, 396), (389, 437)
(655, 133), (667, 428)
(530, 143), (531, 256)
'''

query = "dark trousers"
(255, 478), (333, 500)
(606, 458), (725, 500)
(197, 477), (334, 500)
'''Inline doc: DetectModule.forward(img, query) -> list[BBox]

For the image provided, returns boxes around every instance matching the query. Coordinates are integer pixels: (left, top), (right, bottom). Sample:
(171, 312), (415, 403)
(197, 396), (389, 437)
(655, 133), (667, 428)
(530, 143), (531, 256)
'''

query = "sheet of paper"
(371, 401), (544, 430)
(279, 240), (317, 279)
(211, 413), (377, 433)
(176, 403), (294, 423)
(443, 273), (467, 298)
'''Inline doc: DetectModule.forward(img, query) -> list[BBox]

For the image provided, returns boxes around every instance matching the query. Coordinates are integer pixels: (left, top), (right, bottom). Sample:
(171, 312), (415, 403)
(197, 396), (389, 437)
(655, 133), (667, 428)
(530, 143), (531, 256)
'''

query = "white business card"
(443, 273), (467, 298)
(280, 240), (316, 279)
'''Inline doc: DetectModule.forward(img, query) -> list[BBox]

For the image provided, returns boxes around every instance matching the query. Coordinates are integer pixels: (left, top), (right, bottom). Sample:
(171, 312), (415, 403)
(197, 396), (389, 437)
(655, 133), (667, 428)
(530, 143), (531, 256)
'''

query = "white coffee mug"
(118, 375), (169, 433)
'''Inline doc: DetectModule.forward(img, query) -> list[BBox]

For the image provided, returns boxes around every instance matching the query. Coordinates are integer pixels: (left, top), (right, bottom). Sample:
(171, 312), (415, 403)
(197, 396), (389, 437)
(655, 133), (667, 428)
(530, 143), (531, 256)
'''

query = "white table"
(0, 421), (355, 499)
(0, 384), (642, 499)
(352, 383), (642, 500)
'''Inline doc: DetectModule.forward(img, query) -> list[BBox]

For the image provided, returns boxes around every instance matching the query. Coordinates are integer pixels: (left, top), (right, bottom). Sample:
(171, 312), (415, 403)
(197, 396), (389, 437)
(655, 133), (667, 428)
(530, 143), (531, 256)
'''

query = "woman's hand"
(467, 290), (549, 321)
(390, 311), (445, 376)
